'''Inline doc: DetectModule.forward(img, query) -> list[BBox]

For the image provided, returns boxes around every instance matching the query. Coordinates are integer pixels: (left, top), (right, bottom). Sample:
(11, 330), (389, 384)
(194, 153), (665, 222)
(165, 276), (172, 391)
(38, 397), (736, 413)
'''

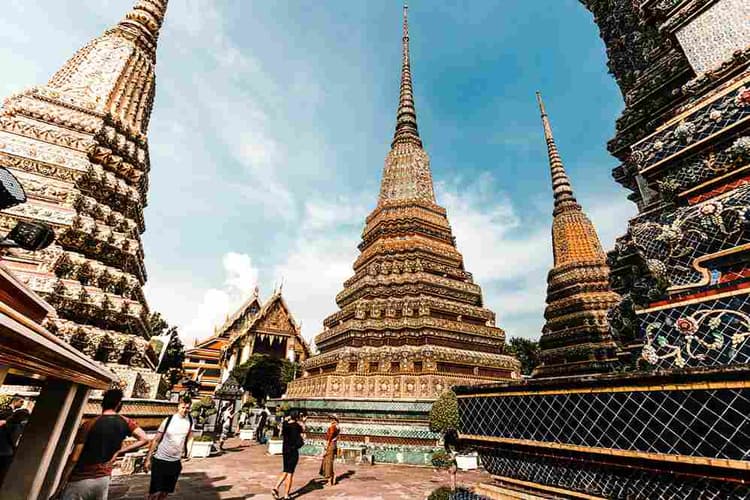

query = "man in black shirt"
(56, 389), (149, 500)
(272, 410), (304, 500)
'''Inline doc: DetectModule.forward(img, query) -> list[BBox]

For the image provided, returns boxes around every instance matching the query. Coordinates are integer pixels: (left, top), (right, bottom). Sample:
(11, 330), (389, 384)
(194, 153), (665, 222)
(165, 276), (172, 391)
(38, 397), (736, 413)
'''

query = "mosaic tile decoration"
(478, 446), (749, 500)
(631, 84), (750, 168)
(676, 0), (750, 74)
(627, 183), (750, 289)
(660, 134), (749, 196)
(304, 422), (439, 440)
(459, 387), (750, 461)
(638, 291), (750, 369)
(280, 398), (433, 413)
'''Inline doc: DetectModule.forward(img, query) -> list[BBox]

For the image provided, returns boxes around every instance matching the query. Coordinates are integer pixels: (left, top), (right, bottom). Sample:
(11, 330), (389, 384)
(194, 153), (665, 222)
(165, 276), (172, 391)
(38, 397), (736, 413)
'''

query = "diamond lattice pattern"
(459, 388), (750, 460)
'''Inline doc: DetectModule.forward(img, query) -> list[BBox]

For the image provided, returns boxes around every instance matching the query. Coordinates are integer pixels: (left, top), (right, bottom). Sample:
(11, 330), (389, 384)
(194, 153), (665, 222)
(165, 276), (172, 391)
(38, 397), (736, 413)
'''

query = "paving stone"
(110, 438), (489, 499)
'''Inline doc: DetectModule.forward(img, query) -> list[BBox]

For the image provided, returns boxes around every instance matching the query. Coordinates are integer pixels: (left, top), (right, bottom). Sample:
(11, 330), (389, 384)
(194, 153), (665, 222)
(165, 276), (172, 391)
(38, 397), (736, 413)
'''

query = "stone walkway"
(110, 439), (489, 499)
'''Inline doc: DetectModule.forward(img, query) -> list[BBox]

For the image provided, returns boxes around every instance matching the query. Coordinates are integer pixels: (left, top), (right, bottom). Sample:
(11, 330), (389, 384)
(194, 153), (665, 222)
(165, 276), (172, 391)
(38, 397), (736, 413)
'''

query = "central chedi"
(283, 8), (518, 463)
(288, 6), (519, 402)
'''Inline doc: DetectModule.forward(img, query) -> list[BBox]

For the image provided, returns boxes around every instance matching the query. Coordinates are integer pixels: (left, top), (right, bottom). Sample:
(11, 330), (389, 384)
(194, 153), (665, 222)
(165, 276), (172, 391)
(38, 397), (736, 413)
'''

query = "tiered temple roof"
(0, 0), (168, 382)
(220, 289), (310, 382)
(533, 93), (621, 377)
(287, 6), (519, 400)
(178, 291), (262, 397)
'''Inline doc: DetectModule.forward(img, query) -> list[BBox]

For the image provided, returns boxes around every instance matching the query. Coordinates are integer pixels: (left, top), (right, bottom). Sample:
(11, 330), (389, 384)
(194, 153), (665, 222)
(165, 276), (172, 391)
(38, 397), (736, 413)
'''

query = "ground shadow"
(336, 470), (356, 484)
(291, 478), (325, 498)
(111, 472), (228, 500)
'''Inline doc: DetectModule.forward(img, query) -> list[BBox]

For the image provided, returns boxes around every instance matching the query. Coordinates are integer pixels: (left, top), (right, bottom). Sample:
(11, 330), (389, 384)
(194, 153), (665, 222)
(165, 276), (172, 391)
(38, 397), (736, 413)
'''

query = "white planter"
(268, 439), (283, 455)
(456, 454), (478, 471)
(190, 440), (213, 458)
(239, 428), (255, 441)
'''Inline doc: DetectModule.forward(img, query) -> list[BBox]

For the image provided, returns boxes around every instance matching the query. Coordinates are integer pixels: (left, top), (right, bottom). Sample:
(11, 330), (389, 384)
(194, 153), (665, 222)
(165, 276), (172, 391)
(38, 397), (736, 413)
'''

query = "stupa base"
(267, 397), (441, 465)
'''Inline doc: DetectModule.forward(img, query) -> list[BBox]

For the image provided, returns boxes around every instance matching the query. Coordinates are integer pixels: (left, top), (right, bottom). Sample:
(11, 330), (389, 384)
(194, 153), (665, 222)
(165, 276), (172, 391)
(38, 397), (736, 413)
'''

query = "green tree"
(190, 396), (217, 425)
(147, 311), (169, 339)
(429, 390), (459, 433)
(506, 337), (541, 376)
(281, 359), (299, 385)
(159, 330), (185, 371)
(148, 312), (186, 386)
(232, 354), (293, 404)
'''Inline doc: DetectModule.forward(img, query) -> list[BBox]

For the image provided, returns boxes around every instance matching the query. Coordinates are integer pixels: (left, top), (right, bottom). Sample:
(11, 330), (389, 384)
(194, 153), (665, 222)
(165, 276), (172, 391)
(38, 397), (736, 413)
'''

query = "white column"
(42, 385), (90, 497)
(4, 379), (77, 500)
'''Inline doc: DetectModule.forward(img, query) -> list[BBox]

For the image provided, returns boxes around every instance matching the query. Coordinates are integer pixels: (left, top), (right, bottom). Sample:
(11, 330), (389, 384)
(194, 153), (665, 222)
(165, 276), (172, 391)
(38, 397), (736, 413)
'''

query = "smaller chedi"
(532, 93), (621, 377)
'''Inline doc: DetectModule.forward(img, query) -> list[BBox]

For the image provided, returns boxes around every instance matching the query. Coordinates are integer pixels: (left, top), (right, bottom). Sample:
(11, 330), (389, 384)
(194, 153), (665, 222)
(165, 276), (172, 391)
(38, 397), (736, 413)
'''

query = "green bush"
(190, 396), (217, 424)
(276, 402), (291, 417)
(240, 398), (258, 414)
(427, 486), (471, 500)
(429, 390), (459, 433)
(428, 486), (452, 500)
(193, 434), (214, 442)
(430, 450), (454, 470)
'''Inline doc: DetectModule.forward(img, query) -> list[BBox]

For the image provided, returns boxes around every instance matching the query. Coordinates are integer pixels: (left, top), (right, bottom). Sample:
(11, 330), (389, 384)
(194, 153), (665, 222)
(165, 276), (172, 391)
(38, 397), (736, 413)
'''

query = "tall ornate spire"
(536, 92), (580, 216)
(392, 4), (422, 148)
(532, 93), (621, 378)
(118, 0), (169, 50)
(536, 92), (604, 266)
(378, 4), (435, 205)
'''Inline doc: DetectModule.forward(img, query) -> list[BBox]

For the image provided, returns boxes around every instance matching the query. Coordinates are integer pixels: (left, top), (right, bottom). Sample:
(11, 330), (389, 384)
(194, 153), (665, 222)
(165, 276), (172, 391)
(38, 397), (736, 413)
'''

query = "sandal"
(271, 488), (279, 499)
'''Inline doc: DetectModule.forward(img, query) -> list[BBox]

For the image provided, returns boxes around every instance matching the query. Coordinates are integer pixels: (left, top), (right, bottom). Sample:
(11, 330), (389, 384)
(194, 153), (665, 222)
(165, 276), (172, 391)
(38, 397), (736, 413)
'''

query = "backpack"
(161, 413), (194, 457)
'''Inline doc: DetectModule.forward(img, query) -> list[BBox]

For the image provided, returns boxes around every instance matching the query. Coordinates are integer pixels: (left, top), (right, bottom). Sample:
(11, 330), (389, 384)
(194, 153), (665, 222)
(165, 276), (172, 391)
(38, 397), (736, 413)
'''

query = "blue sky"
(0, 1), (635, 346)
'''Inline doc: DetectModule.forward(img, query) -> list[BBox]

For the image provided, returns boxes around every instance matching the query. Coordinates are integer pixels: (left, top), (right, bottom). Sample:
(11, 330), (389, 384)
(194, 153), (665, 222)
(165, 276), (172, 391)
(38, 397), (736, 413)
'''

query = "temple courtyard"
(109, 439), (486, 499)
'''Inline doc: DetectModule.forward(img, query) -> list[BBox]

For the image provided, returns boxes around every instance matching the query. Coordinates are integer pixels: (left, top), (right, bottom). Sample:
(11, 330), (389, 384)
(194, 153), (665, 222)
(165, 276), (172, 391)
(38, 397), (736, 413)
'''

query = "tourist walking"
(0, 396), (30, 485)
(255, 406), (270, 443)
(271, 410), (304, 500)
(319, 414), (339, 486)
(54, 389), (149, 500)
(145, 396), (194, 500)
(218, 402), (234, 451)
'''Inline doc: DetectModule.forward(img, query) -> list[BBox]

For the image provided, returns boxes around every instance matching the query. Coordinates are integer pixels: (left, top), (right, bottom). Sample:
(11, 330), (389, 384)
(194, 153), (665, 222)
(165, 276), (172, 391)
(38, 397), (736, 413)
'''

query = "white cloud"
(271, 196), (371, 342)
(439, 176), (636, 341)
(145, 252), (260, 344)
(156, 1), (297, 220)
(145, 177), (637, 347)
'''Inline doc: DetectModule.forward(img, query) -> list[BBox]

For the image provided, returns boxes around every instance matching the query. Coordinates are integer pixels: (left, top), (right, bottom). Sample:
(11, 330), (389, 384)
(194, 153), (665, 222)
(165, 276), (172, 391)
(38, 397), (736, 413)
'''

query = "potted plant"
(455, 451), (478, 470)
(189, 396), (217, 439)
(266, 418), (283, 455)
(427, 486), (473, 499)
(428, 391), (477, 469)
(190, 434), (214, 458)
(238, 403), (255, 440)
(430, 450), (454, 471)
